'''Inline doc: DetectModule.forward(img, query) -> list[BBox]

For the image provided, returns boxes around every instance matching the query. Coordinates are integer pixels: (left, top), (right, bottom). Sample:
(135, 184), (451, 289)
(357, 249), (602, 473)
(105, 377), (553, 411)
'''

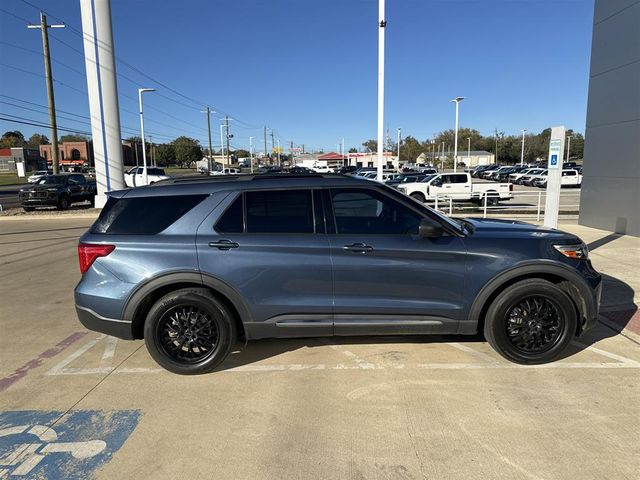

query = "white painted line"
(116, 367), (163, 374)
(571, 340), (640, 365)
(99, 336), (117, 368)
(46, 335), (106, 376)
(449, 342), (501, 364)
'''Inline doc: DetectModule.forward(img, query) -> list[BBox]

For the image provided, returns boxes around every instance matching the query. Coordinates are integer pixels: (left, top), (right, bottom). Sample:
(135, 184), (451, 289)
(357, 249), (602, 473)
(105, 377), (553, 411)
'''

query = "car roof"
(117, 173), (373, 198)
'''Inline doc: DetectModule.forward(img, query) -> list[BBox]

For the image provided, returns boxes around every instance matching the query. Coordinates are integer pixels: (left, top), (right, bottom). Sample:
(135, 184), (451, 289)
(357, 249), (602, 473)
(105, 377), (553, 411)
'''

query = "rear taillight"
(78, 243), (115, 274)
(509, 183), (514, 191)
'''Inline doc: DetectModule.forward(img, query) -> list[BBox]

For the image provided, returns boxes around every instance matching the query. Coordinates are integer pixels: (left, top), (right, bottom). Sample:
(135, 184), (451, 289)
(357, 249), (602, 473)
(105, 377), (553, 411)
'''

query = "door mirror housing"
(419, 219), (444, 238)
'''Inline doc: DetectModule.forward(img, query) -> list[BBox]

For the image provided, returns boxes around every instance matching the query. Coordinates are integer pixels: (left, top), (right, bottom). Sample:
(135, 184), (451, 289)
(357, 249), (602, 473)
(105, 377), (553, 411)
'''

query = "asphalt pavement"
(0, 216), (638, 479)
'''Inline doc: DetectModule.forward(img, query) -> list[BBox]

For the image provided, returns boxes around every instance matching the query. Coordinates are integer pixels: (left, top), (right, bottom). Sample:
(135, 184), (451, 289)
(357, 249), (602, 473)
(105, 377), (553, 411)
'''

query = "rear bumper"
(75, 305), (134, 340)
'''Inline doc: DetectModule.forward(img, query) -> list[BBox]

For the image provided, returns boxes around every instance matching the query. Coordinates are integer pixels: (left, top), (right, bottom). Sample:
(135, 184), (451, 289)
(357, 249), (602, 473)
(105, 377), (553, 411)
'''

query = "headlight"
(554, 243), (588, 259)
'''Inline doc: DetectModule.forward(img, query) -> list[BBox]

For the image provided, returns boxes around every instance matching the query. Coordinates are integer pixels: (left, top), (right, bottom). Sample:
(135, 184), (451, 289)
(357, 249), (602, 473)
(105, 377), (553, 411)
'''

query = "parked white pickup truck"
(124, 167), (170, 187)
(397, 172), (513, 205)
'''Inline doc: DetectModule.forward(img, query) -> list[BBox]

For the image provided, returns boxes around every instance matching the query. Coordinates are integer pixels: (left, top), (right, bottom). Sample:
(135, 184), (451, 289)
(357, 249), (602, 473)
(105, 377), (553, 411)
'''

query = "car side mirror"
(419, 219), (443, 238)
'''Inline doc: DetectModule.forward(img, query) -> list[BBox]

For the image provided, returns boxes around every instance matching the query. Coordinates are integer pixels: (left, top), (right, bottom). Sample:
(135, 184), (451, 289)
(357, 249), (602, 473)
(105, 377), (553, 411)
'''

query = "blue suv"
(75, 174), (601, 374)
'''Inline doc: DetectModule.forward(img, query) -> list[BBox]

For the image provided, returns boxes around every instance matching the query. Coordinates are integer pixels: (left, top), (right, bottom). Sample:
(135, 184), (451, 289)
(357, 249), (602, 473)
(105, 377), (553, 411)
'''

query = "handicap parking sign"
(550, 154), (558, 166)
(0, 410), (140, 479)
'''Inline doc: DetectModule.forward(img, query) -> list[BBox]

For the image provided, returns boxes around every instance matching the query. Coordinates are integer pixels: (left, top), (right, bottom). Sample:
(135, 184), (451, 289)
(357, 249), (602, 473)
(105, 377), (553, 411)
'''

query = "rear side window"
(92, 195), (207, 234)
(245, 190), (313, 234)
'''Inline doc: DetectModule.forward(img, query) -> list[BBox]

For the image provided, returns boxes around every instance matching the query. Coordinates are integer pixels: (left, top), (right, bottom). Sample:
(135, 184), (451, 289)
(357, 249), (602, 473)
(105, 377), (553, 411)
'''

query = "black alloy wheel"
(156, 304), (218, 364)
(505, 296), (563, 354)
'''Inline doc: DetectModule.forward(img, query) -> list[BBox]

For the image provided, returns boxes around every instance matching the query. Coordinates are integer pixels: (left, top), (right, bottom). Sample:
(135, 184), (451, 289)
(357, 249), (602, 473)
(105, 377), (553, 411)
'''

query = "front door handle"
(209, 240), (239, 250)
(343, 243), (374, 254)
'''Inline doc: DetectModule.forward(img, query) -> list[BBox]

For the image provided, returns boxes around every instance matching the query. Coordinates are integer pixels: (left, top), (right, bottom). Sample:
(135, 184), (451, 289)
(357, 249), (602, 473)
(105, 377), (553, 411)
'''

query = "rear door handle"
(208, 240), (239, 250)
(343, 243), (374, 253)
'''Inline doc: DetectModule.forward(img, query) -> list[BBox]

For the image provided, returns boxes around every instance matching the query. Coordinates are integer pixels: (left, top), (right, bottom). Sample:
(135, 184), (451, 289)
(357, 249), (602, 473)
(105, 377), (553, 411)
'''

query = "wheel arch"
(469, 262), (596, 336)
(122, 271), (251, 341)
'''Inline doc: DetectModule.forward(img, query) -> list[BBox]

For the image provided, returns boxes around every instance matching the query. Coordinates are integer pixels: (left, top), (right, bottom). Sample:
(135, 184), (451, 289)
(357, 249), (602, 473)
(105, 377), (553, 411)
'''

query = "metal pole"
(451, 97), (464, 173)
(277, 139), (281, 165)
(521, 129), (526, 165)
(205, 106), (213, 172)
(224, 115), (230, 167)
(249, 136), (254, 173)
(537, 191), (542, 221)
(440, 142), (444, 171)
(566, 134), (571, 161)
(271, 131), (275, 164)
(467, 137), (470, 167)
(220, 124), (225, 162)
(138, 88), (154, 185)
(396, 128), (401, 166)
(483, 193), (488, 218)
(28, 13), (65, 174)
(376, 0), (386, 181)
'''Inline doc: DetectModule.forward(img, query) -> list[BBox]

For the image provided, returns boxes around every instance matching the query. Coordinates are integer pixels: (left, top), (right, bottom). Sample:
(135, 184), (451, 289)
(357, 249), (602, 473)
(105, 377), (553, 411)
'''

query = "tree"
(155, 144), (175, 167)
(171, 136), (202, 168)
(0, 130), (26, 148)
(27, 133), (49, 148)
(233, 149), (250, 159)
(348, 147), (358, 153)
(362, 140), (377, 152)
(59, 134), (89, 143)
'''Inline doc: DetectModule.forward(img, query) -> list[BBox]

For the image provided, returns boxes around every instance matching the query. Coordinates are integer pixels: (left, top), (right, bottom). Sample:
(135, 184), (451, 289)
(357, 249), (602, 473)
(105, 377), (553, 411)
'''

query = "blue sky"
(0, 0), (594, 153)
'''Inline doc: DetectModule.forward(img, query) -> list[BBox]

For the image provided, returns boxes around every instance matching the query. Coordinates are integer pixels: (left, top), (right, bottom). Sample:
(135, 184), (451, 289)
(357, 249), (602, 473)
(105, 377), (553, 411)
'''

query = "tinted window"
(148, 168), (166, 175)
(37, 175), (67, 185)
(215, 195), (244, 233)
(245, 190), (314, 234)
(92, 195), (207, 234)
(451, 174), (467, 183)
(331, 188), (422, 235)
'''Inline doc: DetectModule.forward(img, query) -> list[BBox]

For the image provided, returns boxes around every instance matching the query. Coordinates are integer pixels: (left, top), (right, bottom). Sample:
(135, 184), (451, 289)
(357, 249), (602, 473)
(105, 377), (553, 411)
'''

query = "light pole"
(430, 140), (435, 166)
(219, 124), (225, 164)
(467, 137), (471, 167)
(202, 107), (215, 172)
(138, 88), (155, 185)
(440, 142), (444, 170)
(277, 139), (281, 165)
(249, 136), (254, 173)
(521, 129), (527, 165)
(397, 128), (401, 165)
(376, 0), (386, 181)
(451, 96), (464, 172)
(566, 134), (571, 161)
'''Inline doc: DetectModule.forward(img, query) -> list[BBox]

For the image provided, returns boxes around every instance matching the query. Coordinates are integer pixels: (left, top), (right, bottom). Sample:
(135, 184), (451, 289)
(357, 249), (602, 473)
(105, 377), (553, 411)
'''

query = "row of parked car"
(470, 163), (583, 188)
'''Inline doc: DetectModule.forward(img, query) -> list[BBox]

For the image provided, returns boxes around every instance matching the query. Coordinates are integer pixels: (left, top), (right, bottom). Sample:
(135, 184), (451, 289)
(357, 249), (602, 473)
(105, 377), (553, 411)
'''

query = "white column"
(79, 0), (125, 207)
(376, 0), (386, 181)
(544, 126), (566, 228)
(521, 129), (526, 164)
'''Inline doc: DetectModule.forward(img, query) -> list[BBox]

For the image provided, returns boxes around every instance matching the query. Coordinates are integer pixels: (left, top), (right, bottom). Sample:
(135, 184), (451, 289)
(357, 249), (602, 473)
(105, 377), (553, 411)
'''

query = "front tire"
(57, 194), (70, 210)
(484, 279), (576, 364)
(23, 206), (35, 212)
(144, 288), (237, 375)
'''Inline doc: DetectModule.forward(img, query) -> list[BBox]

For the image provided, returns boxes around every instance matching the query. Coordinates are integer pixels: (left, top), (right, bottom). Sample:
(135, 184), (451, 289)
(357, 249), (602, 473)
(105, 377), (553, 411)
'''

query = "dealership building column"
(79, 0), (125, 207)
(579, 0), (640, 236)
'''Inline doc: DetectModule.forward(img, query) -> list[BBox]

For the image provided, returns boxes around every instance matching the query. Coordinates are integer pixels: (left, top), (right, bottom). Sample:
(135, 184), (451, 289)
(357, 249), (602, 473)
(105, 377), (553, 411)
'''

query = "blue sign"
(550, 154), (558, 166)
(0, 410), (140, 479)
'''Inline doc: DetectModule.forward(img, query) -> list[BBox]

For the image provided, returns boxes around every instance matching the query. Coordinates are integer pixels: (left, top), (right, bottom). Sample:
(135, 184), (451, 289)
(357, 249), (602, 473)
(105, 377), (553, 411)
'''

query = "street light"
(521, 129), (527, 165)
(450, 97), (464, 172)
(467, 137), (471, 167)
(138, 88), (155, 185)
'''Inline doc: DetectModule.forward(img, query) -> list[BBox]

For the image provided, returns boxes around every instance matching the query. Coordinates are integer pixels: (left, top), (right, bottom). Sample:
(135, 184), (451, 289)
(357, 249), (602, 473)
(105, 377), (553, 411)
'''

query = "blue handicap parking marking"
(0, 410), (140, 479)
(550, 154), (558, 166)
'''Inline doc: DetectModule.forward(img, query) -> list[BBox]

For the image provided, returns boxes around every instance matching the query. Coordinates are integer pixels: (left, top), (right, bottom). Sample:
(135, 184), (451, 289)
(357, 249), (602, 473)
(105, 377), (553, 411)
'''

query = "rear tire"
(144, 288), (237, 375)
(23, 206), (35, 212)
(484, 192), (499, 206)
(410, 192), (426, 203)
(484, 279), (576, 364)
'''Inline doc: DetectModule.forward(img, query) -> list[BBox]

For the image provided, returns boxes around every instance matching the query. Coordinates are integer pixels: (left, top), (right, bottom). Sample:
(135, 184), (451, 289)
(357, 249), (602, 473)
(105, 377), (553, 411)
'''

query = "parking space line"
(46, 335), (106, 376)
(448, 342), (501, 363)
(570, 340), (640, 365)
(99, 337), (117, 369)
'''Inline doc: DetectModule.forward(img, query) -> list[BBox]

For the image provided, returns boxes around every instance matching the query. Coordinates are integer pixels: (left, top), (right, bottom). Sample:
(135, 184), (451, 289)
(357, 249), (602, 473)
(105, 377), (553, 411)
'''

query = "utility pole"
(290, 141), (294, 166)
(277, 139), (281, 165)
(396, 128), (401, 164)
(224, 116), (230, 167)
(28, 12), (65, 174)
(149, 135), (153, 167)
(494, 128), (499, 164)
(203, 106), (214, 172)
(270, 130), (275, 164)
(566, 134), (571, 161)
(263, 126), (268, 163)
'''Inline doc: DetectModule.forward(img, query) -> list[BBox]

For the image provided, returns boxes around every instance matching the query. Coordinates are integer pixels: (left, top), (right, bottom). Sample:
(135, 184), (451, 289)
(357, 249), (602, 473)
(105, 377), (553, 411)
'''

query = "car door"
(196, 188), (333, 339)
(324, 187), (467, 335)
(67, 175), (83, 200)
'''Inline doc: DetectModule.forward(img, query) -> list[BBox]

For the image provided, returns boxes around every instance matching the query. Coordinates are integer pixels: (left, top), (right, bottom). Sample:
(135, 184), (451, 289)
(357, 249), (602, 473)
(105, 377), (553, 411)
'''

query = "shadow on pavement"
(217, 272), (637, 371)
(587, 233), (623, 251)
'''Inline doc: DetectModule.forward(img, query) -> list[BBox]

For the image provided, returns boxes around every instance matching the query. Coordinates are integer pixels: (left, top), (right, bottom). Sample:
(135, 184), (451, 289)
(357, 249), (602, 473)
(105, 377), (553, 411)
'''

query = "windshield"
(36, 175), (66, 185)
(419, 174), (437, 183)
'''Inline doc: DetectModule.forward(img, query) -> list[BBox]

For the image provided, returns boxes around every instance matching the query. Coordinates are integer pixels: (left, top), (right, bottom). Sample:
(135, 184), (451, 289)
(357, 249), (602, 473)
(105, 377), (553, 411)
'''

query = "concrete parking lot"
(1, 216), (638, 479)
